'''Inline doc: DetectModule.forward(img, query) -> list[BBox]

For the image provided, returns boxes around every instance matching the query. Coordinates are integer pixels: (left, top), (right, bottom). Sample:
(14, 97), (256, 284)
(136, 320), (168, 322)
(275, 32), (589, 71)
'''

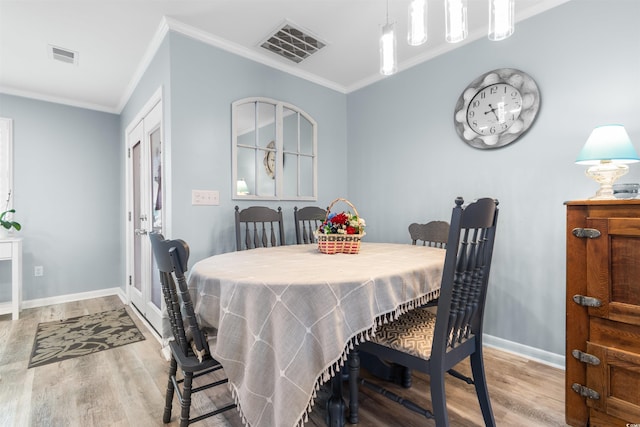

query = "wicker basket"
(314, 198), (365, 254)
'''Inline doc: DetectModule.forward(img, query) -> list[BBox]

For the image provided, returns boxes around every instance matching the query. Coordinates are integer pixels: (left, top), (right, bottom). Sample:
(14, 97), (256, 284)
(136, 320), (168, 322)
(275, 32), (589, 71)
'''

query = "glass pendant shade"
(380, 22), (397, 75)
(488, 0), (514, 41)
(408, 0), (427, 46)
(445, 0), (468, 43)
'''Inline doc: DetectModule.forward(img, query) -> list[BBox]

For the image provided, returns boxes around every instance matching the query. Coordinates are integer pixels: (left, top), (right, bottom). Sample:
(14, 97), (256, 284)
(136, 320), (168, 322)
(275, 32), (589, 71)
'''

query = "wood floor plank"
(0, 296), (567, 426)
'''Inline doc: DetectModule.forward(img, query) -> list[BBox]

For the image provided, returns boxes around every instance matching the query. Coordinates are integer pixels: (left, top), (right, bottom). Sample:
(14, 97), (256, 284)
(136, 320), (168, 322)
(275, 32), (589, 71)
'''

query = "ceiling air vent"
(260, 22), (326, 63)
(48, 45), (78, 65)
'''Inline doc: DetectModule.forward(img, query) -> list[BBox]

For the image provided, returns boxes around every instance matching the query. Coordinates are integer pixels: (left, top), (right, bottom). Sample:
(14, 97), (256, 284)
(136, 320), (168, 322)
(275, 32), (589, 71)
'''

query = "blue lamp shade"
(576, 124), (640, 165)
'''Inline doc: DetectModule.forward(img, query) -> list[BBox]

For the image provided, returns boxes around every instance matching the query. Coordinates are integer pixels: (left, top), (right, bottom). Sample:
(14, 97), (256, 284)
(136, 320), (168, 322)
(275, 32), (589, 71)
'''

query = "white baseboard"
(21, 287), (126, 310)
(483, 333), (565, 370)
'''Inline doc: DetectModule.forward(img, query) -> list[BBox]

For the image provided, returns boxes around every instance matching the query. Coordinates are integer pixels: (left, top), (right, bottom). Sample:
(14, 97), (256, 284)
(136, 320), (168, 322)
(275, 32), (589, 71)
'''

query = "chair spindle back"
(435, 197), (498, 353)
(235, 206), (285, 250)
(150, 232), (208, 358)
(294, 206), (327, 244)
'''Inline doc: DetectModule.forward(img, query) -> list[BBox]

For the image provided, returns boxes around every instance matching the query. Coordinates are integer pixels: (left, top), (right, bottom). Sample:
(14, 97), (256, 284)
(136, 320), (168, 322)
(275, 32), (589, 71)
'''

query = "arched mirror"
(232, 97), (317, 200)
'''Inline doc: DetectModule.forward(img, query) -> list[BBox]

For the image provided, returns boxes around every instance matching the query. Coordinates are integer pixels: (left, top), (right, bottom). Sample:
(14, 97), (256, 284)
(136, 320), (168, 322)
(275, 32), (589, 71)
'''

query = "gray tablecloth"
(187, 242), (445, 427)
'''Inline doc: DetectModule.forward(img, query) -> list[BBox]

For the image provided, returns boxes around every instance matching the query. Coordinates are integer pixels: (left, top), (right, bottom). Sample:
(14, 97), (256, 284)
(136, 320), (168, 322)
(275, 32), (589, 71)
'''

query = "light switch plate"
(192, 190), (219, 206)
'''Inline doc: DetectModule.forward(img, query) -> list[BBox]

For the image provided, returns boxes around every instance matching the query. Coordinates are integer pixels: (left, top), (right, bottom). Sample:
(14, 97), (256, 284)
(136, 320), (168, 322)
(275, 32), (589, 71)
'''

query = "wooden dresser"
(566, 200), (640, 426)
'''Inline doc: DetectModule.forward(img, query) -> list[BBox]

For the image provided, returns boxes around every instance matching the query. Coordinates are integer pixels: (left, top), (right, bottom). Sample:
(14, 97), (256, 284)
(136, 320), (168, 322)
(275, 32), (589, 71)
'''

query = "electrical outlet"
(34, 265), (44, 277)
(192, 190), (220, 206)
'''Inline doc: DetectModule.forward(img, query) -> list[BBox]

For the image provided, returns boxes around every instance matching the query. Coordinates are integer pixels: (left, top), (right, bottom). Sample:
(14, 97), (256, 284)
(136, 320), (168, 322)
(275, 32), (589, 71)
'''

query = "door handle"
(135, 228), (148, 236)
(573, 294), (602, 307)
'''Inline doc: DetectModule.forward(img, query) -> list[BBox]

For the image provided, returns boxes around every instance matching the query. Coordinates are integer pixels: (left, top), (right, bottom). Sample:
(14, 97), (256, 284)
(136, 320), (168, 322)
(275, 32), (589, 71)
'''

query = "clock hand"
(484, 104), (500, 120)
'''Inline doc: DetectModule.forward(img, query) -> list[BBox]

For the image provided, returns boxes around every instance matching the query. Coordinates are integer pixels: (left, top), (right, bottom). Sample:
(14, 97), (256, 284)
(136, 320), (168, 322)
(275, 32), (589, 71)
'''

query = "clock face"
(466, 83), (522, 136)
(454, 68), (540, 149)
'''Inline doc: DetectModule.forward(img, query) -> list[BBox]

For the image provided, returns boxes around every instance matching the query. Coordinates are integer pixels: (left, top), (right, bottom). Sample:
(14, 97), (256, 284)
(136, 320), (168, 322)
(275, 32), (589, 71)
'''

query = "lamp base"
(585, 162), (629, 200)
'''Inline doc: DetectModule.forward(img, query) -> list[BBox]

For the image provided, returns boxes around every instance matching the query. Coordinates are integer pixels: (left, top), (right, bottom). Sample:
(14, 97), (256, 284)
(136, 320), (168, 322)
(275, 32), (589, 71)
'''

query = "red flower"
(346, 226), (357, 234)
(332, 212), (348, 225)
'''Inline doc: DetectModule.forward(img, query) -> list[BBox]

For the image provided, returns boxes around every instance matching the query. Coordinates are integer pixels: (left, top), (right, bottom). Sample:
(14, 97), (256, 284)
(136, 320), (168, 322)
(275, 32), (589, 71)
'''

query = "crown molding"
(0, 86), (118, 114)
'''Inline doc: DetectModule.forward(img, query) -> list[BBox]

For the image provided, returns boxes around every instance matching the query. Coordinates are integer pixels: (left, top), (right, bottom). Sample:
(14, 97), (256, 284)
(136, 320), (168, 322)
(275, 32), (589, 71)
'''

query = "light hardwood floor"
(0, 296), (567, 426)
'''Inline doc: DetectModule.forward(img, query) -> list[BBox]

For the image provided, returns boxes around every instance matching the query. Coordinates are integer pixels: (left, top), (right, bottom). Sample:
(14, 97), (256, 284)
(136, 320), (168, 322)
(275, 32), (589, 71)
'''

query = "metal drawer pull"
(573, 294), (602, 307)
(571, 349), (601, 366)
(571, 383), (600, 400)
(572, 228), (601, 239)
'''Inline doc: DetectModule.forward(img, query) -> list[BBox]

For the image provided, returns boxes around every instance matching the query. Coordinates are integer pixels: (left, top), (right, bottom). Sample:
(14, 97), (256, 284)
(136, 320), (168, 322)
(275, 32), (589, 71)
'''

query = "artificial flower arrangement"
(315, 198), (365, 254)
(317, 210), (366, 235)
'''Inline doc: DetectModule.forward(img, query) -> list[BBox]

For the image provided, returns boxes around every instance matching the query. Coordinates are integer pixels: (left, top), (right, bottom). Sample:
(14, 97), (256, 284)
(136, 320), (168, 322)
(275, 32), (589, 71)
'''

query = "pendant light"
(380, 1), (397, 75)
(408, 0), (427, 46)
(445, 0), (468, 43)
(488, 0), (514, 41)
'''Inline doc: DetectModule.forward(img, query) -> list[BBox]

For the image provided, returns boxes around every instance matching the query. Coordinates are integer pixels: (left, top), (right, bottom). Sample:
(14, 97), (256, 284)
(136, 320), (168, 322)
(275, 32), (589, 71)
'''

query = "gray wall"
(0, 94), (120, 300)
(346, 0), (640, 357)
(163, 32), (347, 263)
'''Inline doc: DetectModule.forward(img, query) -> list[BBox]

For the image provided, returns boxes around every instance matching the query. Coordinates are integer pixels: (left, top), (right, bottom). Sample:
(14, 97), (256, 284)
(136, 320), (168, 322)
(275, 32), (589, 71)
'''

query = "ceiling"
(0, 0), (568, 114)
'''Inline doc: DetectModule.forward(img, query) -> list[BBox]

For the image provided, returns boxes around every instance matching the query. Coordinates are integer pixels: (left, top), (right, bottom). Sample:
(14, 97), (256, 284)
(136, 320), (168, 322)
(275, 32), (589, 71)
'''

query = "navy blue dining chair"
(351, 197), (499, 426)
(149, 232), (235, 426)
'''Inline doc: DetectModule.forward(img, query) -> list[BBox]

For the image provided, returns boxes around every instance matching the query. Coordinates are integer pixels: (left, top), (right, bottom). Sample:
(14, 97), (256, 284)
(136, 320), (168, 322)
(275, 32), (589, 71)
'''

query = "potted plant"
(0, 190), (21, 234)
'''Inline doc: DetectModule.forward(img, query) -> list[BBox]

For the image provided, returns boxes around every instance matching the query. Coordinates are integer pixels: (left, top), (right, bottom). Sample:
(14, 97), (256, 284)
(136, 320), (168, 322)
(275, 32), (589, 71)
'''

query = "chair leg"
(164, 358), (178, 423)
(429, 370), (449, 427)
(470, 350), (496, 427)
(180, 371), (194, 427)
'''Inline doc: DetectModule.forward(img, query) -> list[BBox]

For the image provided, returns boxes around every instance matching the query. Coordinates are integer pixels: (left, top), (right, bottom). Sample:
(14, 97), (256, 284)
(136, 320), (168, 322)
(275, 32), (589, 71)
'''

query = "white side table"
(0, 237), (22, 320)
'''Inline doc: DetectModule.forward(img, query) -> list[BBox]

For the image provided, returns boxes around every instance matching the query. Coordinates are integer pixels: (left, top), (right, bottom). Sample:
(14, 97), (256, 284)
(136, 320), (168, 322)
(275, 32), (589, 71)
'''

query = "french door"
(126, 97), (164, 334)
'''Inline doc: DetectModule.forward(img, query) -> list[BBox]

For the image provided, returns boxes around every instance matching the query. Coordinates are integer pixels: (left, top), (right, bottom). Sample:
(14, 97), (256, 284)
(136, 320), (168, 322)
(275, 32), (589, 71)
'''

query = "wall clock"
(264, 140), (276, 178)
(454, 68), (540, 149)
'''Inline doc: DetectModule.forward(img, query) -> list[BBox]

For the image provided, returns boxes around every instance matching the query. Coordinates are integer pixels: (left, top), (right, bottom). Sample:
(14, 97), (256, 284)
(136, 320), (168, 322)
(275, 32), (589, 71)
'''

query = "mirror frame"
(232, 97), (317, 201)
(0, 118), (14, 213)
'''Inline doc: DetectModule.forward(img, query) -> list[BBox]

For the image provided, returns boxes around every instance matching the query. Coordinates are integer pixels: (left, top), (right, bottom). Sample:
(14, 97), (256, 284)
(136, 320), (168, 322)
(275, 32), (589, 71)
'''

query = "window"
(232, 97), (317, 200)
(0, 118), (13, 210)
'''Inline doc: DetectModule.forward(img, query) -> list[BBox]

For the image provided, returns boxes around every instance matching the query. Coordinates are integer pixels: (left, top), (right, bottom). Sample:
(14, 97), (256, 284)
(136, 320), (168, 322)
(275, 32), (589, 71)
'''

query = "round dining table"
(187, 242), (445, 427)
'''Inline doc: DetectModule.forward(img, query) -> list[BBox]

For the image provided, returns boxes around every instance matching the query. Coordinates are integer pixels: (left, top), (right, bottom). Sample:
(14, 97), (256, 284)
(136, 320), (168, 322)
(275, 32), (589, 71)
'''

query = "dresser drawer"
(0, 241), (12, 259)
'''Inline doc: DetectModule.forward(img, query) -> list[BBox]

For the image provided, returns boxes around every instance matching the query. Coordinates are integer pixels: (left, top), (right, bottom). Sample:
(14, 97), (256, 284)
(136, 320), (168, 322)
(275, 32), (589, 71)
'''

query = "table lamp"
(237, 178), (249, 195)
(575, 124), (639, 200)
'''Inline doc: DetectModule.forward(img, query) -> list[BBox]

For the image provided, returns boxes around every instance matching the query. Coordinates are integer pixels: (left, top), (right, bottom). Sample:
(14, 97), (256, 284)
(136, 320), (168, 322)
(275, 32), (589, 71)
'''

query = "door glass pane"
(149, 127), (162, 309)
(133, 141), (142, 293)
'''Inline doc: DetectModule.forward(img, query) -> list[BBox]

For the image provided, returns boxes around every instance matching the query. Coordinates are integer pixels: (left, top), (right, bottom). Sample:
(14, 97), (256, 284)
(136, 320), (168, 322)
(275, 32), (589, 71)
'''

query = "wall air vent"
(260, 22), (326, 63)
(48, 45), (78, 65)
